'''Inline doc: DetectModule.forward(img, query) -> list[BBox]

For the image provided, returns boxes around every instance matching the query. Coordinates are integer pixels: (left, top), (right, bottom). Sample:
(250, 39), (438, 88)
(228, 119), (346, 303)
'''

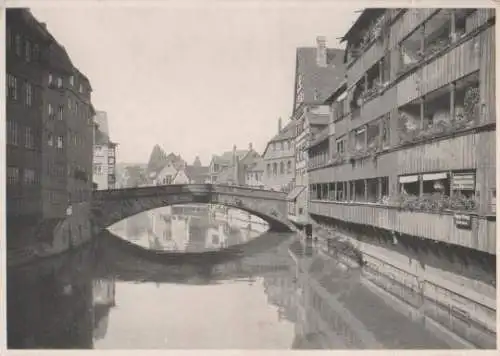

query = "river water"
(7, 204), (455, 349)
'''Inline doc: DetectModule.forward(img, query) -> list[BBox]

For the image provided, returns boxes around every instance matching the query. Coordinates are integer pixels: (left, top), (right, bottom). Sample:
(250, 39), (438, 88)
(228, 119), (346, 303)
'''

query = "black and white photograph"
(3, 1), (498, 351)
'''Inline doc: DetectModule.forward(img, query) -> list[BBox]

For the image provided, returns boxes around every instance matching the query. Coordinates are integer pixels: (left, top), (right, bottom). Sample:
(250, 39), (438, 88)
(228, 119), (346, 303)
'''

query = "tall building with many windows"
(306, 8), (496, 343)
(286, 37), (346, 226)
(6, 9), (95, 247)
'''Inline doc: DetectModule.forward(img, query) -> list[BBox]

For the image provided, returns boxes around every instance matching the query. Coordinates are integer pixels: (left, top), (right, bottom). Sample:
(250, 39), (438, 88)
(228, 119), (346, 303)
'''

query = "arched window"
(280, 161), (284, 175)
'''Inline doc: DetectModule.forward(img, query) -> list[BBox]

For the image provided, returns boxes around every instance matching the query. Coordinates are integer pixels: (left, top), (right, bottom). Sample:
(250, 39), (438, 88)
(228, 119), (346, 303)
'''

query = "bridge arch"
(91, 184), (295, 233)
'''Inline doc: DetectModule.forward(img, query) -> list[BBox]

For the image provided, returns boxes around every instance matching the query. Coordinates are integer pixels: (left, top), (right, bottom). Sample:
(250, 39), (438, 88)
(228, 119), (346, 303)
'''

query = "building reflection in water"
(7, 227), (96, 349)
(109, 203), (270, 253)
(7, 208), (453, 349)
(92, 278), (117, 341)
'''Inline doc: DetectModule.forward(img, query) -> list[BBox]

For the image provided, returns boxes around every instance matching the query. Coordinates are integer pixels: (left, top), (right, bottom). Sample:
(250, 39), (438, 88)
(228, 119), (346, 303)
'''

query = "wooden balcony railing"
(309, 200), (495, 254)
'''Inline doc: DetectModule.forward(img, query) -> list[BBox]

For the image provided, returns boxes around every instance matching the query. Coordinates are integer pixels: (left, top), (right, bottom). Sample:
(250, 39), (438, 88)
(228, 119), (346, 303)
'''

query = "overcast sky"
(31, 2), (359, 166)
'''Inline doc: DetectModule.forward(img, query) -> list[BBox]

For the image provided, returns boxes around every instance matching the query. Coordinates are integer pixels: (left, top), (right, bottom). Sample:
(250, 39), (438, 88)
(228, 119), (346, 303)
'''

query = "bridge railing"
(92, 183), (287, 201)
(212, 184), (287, 200)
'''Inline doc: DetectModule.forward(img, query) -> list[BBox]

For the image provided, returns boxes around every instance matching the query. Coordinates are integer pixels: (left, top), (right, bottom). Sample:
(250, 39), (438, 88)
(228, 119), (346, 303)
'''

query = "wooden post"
(450, 10), (456, 43)
(419, 176), (423, 197)
(420, 97), (425, 130)
(378, 177), (383, 201)
(420, 25), (425, 53)
(364, 125), (368, 150)
(352, 181), (356, 201)
(450, 82), (456, 121)
(364, 179), (368, 202)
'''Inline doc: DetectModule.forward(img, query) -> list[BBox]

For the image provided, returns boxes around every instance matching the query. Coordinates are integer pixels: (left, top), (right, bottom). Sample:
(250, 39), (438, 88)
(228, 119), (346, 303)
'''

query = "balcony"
(309, 199), (495, 254)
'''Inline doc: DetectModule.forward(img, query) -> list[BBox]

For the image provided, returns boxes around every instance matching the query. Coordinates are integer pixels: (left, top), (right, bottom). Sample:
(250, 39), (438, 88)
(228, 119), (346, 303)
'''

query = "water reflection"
(7, 209), (458, 349)
(108, 204), (269, 253)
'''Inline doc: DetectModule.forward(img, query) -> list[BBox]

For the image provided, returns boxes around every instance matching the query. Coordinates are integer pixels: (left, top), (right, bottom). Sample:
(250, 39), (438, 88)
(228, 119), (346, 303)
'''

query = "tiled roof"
(212, 150), (249, 165)
(294, 47), (346, 108)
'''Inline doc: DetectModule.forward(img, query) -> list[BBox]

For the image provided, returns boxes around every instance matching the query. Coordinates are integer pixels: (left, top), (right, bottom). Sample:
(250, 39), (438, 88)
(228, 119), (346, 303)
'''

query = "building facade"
(308, 8), (496, 254)
(93, 111), (117, 190)
(286, 38), (346, 225)
(262, 118), (296, 192)
(306, 9), (496, 339)
(6, 9), (95, 250)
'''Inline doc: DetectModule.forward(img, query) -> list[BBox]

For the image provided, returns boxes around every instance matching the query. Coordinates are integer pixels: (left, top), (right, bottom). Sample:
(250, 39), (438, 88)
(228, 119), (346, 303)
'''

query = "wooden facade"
(308, 9), (496, 252)
(310, 129), (494, 183)
(309, 200), (496, 254)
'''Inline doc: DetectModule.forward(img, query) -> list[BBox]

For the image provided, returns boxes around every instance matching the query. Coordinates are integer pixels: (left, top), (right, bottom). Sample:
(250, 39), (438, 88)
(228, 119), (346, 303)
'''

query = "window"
(25, 40), (31, 62)
(48, 133), (53, 146)
(287, 160), (292, 173)
(75, 102), (79, 116)
(57, 77), (63, 88)
(336, 138), (345, 154)
(7, 167), (19, 185)
(15, 34), (22, 56)
(68, 97), (72, 110)
(280, 161), (284, 175)
(48, 103), (54, 118)
(25, 127), (34, 149)
(56, 136), (63, 149)
(69, 76), (74, 86)
(94, 164), (102, 174)
(7, 121), (18, 145)
(25, 82), (32, 107)
(7, 74), (17, 100)
(266, 164), (271, 177)
(451, 171), (475, 198)
(48, 73), (53, 86)
(273, 163), (277, 176)
(23, 169), (36, 185)
(79, 84), (83, 93)
(58, 105), (64, 120)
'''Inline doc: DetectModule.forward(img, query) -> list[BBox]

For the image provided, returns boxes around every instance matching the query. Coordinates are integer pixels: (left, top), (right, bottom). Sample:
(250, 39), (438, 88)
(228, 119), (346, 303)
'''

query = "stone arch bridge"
(91, 184), (295, 232)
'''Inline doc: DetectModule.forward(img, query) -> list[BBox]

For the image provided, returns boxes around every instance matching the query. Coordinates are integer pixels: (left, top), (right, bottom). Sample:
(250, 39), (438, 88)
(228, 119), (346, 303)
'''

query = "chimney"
(248, 142), (253, 151)
(316, 36), (327, 67)
(278, 117), (282, 133)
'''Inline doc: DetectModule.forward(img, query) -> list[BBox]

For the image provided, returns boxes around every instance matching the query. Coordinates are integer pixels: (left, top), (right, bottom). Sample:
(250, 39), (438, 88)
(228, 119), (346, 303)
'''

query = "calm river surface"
(7, 205), (454, 349)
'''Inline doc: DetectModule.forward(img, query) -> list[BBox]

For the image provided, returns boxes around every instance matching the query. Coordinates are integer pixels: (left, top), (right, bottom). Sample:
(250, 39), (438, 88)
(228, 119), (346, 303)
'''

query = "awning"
(286, 185), (306, 201)
(399, 175), (419, 184)
(422, 172), (448, 181)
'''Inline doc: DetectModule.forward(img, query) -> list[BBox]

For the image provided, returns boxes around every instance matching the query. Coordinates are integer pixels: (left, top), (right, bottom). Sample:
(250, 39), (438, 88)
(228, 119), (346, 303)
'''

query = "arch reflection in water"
(8, 221), (455, 349)
(107, 203), (270, 253)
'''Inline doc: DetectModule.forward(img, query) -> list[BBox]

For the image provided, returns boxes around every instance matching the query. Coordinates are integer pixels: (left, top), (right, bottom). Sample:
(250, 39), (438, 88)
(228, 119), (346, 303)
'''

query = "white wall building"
(93, 111), (117, 190)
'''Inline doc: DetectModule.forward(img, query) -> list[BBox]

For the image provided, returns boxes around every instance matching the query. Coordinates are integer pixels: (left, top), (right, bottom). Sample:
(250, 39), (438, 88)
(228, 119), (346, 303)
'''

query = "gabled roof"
(185, 165), (209, 183)
(293, 47), (346, 111)
(269, 119), (298, 142)
(211, 150), (249, 166)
